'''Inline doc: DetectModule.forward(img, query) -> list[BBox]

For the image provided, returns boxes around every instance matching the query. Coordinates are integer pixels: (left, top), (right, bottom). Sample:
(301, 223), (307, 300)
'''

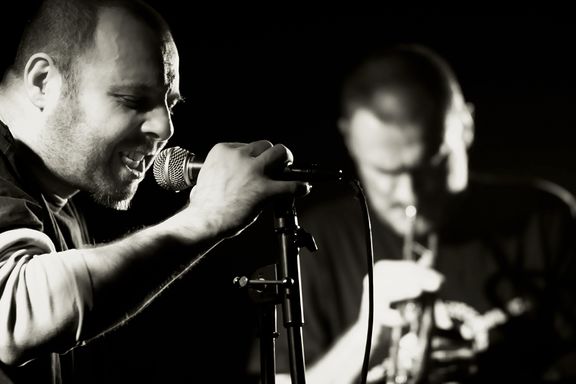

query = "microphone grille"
(153, 146), (192, 191)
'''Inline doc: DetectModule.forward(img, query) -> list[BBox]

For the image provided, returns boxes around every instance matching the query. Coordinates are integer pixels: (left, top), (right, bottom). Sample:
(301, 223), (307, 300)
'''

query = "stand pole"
(235, 197), (317, 384)
(274, 197), (308, 384)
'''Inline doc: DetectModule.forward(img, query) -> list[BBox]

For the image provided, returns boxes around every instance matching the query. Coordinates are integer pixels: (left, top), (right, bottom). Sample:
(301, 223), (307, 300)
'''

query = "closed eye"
(116, 94), (155, 112)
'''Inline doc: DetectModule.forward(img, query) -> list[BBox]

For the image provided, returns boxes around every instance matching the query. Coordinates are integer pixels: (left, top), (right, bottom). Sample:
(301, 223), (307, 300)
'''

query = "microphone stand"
(275, 196), (316, 384)
(235, 196), (316, 384)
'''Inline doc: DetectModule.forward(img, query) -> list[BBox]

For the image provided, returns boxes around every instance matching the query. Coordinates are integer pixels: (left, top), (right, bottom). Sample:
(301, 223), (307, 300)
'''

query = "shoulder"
(530, 178), (576, 216)
(469, 173), (576, 215)
(296, 183), (362, 227)
(461, 173), (576, 236)
(0, 125), (44, 232)
(0, 176), (44, 233)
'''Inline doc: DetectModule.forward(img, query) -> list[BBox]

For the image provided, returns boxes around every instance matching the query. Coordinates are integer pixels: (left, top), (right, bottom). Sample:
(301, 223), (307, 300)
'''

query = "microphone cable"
(349, 178), (375, 384)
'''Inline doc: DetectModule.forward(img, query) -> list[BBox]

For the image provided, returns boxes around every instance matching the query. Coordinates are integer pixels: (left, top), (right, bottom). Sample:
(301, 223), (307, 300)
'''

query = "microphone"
(153, 146), (344, 191)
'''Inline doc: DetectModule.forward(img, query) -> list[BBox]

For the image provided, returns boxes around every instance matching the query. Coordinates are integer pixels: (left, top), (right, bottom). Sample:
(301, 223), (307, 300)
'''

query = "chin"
(111, 199), (133, 211)
(89, 183), (137, 211)
(414, 223), (433, 237)
(90, 192), (133, 210)
(383, 219), (408, 237)
(387, 217), (433, 238)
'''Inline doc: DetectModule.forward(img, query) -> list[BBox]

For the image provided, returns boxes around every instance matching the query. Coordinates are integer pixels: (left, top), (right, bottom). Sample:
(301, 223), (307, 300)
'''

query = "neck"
(0, 75), (41, 139)
(0, 79), (79, 202)
(13, 138), (79, 203)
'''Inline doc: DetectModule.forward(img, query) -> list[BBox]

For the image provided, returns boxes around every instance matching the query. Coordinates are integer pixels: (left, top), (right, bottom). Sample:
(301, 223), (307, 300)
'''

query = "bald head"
(339, 45), (474, 236)
(341, 45), (466, 142)
(8, 0), (173, 84)
(0, 0), (181, 209)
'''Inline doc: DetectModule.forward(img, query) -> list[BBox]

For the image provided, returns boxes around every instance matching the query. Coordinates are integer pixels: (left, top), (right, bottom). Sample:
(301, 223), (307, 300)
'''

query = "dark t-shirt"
(272, 176), (576, 383)
(0, 121), (91, 384)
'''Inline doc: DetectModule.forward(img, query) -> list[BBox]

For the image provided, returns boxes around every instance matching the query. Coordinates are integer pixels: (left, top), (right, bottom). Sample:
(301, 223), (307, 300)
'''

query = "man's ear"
(337, 117), (352, 151)
(337, 117), (349, 134)
(462, 102), (475, 148)
(23, 53), (61, 111)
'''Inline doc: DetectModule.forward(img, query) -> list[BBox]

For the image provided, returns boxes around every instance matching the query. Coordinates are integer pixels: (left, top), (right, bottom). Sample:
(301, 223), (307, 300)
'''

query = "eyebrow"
(374, 164), (414, 175)
(109, 84), (184, 106)
(373, 149), (448, 175)
(169, 93), (185, 106)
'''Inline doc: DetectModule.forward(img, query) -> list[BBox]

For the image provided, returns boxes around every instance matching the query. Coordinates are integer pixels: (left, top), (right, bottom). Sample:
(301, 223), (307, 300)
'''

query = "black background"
(3, 3), (576, 383)
(102, 5), (576, 233)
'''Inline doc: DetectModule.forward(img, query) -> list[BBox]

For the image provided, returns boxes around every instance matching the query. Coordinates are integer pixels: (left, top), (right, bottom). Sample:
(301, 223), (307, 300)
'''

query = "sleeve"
(0, 182), (45, 233)
(0, 172), (94, 366)
(0, 228), (94, 366)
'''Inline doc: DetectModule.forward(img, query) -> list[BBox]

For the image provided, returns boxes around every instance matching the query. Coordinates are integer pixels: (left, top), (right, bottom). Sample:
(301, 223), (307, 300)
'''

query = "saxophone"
(383, 205), (437, 384)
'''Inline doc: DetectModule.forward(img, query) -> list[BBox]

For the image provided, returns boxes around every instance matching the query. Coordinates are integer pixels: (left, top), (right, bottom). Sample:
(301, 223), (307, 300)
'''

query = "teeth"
(125, 151), (145, 162)
(123, 156), (141, 169)
(121, 152), (146, 176)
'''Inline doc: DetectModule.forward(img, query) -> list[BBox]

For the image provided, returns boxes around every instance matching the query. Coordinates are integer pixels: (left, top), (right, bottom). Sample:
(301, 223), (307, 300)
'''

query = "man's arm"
(275, 260), (442, 384)
(0, 141), (308, 366)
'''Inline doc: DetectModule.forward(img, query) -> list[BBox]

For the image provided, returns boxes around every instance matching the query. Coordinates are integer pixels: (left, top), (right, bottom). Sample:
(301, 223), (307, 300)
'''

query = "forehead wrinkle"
(160, 36), (179, 92)
(93, 6), (180, 87)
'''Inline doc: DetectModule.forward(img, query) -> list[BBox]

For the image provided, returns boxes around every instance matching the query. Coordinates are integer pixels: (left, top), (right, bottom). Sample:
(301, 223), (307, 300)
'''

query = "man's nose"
(141, 105), (174, 141)
(393, 173), (418, 207)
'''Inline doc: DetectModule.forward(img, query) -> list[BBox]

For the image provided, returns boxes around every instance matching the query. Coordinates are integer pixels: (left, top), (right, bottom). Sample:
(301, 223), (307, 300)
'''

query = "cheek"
(416, 167), (450, 196)
(369, 167), (394, 187)
(76, 94), (109, 134)
(360, 168), (396, 198)
(80, 97), (136, 143)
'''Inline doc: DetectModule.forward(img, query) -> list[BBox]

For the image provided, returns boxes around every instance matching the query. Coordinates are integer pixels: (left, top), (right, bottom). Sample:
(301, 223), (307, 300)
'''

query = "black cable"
(350, 179), (375, 384)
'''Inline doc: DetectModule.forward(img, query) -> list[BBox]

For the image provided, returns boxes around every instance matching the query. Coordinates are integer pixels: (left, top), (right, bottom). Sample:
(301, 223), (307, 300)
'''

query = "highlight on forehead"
(161, 35), (179, 90)
(110, 1), (180, 93)
(341, 45), (460, 121)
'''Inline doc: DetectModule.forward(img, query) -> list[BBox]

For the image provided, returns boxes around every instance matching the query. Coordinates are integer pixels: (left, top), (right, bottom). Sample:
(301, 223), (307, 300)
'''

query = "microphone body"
(153, 146), (344, 191)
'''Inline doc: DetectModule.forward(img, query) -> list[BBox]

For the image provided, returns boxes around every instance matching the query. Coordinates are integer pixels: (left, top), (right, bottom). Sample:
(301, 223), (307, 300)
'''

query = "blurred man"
(268, 44), (576, 383)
